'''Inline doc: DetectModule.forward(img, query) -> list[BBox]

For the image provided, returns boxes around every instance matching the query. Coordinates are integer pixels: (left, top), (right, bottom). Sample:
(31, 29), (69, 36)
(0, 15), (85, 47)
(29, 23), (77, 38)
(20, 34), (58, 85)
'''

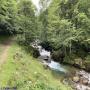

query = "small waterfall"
(37, 45), (66, 72)
(31, 42), (66, 72)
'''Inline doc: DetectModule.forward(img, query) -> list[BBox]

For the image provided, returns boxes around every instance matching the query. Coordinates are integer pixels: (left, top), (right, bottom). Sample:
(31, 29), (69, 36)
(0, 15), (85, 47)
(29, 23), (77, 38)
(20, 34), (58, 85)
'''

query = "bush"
(25, 46), (40, 58)
(32, 48), (40, 58)
(40, 41), (52, 51)
(51, 50), (65, 63)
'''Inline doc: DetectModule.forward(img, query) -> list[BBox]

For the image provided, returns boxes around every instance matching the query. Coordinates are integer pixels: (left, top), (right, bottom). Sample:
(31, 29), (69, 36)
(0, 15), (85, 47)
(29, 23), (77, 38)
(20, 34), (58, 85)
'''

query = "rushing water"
(48, 61), (66, 72)
(31, 43), (76, 73)
(37, 45), (67, 73)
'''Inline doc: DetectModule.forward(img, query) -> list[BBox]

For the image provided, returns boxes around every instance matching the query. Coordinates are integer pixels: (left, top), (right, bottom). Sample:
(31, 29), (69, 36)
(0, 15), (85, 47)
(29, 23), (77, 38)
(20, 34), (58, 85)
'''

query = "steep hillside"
(0, 37), (72, 90)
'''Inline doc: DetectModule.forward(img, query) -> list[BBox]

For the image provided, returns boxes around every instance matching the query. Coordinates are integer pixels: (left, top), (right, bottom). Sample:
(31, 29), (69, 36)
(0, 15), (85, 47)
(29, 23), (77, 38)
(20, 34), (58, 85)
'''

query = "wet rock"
(73, 76), (80, 83)
(44, 56), (49, 61)
(39, 56), (49, 61)
(87, 87), (90, 90)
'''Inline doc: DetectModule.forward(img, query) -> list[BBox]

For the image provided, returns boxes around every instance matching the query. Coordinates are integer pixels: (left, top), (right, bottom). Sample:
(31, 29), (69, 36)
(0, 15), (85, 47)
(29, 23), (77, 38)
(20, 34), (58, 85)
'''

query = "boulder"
(72, 76), (80, 83)
(43, 56), (49, 61)
(39, 56), (49, 61)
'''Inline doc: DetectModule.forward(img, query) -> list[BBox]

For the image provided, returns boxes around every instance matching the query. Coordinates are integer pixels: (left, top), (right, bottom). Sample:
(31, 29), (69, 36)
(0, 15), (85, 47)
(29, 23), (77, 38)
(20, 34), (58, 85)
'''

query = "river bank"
(31, 41), (90, 90)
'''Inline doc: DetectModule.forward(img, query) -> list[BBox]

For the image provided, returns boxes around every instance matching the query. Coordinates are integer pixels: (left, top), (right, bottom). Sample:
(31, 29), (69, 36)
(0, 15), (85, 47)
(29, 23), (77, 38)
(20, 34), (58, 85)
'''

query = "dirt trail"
(0, 38), (12, 67)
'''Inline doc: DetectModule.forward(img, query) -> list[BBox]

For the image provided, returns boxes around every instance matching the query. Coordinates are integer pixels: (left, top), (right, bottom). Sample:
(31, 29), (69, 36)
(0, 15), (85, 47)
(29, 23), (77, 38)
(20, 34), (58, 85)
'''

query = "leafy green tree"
(0, 0), (18, 34)
(17, 0), (36, 44)
(39, 0), (90, 64)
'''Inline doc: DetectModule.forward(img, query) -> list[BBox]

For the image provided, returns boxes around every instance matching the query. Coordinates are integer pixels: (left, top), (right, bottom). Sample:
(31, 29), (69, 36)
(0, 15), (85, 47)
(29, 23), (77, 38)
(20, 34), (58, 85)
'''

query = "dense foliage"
(38, 0), (90, 67)
(17, 0), (37, 43)
(0, 0), (18, 34)
(0, 0), (37, 42)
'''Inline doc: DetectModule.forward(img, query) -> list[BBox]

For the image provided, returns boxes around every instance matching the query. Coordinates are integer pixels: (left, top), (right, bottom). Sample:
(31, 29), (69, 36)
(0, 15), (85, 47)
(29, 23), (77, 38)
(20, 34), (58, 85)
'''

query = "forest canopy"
(0, 0), (90, 65)
(0, 0), (90, 89)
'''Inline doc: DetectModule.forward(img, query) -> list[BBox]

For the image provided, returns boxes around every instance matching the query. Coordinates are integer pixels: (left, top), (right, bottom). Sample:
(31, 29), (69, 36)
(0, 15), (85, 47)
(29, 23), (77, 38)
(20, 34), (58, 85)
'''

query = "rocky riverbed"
(69, 70), (90, 90)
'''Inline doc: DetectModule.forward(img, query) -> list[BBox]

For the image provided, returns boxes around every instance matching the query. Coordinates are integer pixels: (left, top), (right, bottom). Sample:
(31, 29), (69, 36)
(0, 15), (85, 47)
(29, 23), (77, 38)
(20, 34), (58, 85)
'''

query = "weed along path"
(0, 38), (12, 67)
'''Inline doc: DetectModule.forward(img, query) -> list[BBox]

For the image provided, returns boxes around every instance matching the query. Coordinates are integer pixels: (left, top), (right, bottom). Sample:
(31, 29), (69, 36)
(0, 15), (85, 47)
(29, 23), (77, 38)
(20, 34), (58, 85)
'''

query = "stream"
(31, 42), (90, 90)
(38, 46), (67, 72)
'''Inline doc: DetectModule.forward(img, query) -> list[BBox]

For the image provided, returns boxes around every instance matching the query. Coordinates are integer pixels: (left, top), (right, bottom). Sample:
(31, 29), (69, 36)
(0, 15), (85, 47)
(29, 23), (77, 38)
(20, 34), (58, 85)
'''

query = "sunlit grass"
(0, 39), (72, 90)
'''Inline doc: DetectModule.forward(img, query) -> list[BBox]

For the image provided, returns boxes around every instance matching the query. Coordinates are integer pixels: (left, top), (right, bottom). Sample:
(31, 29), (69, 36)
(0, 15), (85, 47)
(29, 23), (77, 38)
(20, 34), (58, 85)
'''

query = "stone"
(79, 78), (83, 84)
(76, 84), (82, 90)
(87, 87), (90, 90)
(73, 76), (80, 83)
(82, 79), (88, 85)
(44, 56), (49, 61)
(79, 70), (85, 76)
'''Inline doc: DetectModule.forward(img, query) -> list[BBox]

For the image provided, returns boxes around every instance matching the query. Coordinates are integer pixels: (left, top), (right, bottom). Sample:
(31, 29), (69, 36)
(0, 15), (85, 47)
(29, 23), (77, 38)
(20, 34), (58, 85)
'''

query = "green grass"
(0, 39), (72, 90)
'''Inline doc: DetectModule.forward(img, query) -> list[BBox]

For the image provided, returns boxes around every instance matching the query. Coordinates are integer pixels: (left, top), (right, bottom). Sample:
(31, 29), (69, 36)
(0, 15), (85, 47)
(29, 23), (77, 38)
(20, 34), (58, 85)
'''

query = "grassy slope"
(0, 37), (72, 90)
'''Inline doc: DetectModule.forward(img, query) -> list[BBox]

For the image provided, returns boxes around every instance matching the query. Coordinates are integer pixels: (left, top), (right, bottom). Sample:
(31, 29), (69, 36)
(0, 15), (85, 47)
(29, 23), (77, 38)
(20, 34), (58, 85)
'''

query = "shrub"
(51, 50), (65, 63)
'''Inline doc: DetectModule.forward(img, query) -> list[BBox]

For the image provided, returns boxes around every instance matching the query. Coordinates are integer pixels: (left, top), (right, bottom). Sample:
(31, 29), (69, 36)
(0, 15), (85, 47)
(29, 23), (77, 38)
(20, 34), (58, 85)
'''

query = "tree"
(0, 0), (18, 34)
(17, 0), (36, 44)
(39, 0), (90, 64)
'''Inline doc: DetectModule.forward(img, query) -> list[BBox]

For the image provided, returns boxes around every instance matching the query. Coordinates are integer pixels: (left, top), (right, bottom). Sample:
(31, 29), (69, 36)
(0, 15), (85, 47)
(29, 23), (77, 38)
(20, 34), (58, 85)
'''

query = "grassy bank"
(0, 38), (72, 90)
